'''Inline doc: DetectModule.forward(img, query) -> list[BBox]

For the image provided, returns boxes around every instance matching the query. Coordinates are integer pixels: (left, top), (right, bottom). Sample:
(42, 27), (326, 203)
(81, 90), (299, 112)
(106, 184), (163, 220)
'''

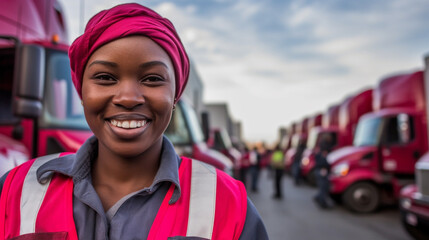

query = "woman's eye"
(143, 76), (164, 83)
(94, 74), (115, 82)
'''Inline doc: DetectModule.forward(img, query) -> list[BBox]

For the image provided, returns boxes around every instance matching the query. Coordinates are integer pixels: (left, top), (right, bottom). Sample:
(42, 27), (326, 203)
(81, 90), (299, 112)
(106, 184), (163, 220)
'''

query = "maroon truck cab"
(206, 127), (242, 177)
(328, 71), (427, 213)
(284, 117), (309, 172)
(300, 89), (373, 185)
(0, 0), (94, 175)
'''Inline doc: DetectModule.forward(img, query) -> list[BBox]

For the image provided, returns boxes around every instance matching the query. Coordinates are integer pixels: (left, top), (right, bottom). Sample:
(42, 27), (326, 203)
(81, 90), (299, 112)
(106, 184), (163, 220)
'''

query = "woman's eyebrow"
(88, 60), (118, 69)
(139, 61), (169, 70)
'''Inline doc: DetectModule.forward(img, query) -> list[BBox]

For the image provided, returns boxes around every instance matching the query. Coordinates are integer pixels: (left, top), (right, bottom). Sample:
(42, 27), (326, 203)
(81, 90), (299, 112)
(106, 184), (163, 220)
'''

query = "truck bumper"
(400, 203), (429, 239)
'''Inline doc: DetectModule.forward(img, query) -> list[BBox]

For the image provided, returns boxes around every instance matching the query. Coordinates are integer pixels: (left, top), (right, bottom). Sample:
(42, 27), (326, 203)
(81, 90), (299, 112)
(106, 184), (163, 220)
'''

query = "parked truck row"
(280, 54), (429, 240)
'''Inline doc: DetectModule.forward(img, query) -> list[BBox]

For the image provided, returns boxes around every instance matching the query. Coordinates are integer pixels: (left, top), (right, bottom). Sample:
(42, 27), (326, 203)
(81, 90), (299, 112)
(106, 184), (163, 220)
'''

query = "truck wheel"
(343, 182), (379, 213)
(307, 169), (317, 187)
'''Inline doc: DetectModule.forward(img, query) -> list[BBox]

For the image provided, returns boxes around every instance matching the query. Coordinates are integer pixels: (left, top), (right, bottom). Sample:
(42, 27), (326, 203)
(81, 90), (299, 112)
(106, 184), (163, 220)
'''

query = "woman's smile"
(106, 114), (152, 139)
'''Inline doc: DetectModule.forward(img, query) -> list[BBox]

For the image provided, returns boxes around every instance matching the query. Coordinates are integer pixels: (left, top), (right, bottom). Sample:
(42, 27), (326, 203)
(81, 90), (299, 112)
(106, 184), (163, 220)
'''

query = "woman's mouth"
(106, 115), (152, 139)
(110, 119), (147, 129)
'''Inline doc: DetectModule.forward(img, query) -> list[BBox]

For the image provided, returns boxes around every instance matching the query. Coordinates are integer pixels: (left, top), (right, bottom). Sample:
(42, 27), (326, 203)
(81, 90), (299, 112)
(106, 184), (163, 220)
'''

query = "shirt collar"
(37, 135), (182, 204)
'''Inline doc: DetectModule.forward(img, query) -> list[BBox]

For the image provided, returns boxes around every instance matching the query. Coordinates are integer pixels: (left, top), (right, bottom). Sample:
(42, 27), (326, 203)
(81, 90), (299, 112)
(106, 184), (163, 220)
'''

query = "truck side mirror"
(13, 44), (45, 118)
(201, 111), (210, 142)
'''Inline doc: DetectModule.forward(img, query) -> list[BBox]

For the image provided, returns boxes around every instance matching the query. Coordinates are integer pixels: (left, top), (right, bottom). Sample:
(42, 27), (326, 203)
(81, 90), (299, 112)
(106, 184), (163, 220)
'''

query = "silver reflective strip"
(20, 153), (61, 235)
(186, 160), (217, 238)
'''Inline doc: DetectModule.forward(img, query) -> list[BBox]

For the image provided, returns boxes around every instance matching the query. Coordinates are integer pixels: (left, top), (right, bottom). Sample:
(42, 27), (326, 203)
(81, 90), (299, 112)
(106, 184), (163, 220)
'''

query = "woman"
(0, 3), (267, 240)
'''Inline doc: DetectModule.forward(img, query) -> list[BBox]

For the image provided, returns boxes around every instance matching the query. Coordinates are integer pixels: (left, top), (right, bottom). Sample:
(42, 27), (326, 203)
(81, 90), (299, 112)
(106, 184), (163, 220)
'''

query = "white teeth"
(110, 119), (146, 129)
(122, 121), (130, 128)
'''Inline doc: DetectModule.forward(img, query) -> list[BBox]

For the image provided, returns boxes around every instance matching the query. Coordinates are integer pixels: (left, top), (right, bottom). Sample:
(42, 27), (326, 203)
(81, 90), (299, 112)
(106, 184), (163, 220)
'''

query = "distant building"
(204, 103), (242, 143)
(182, 59), (204, 116)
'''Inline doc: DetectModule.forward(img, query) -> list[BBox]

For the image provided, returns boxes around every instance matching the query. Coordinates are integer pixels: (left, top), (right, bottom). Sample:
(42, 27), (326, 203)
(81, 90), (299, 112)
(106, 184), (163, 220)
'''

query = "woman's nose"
(112, 80), (145, 109)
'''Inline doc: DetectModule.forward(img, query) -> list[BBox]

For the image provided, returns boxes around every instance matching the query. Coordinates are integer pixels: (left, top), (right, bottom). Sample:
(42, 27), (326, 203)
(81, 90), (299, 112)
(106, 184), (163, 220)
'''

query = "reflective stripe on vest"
(187, 160), (216, 238)
(20, 153), (60, 235)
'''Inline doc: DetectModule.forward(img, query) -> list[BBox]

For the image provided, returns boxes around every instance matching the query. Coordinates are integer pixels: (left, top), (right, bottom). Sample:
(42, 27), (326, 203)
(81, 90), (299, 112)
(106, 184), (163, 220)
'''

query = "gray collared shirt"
(0, 135), (268, 240)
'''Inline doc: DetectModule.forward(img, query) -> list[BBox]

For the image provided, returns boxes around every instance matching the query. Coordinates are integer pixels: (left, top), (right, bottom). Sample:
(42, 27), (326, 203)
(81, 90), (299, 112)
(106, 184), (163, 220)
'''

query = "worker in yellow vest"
(271, 145), (285, 199)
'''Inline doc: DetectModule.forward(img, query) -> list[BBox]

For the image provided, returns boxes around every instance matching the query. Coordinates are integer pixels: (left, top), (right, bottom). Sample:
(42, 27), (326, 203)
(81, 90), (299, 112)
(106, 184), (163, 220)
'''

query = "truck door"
(381, 114), (418, 174)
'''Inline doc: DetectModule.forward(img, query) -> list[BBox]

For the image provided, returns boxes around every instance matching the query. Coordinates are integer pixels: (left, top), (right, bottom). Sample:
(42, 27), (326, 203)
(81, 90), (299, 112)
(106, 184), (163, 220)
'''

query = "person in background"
(313, 134), (334, 209)
(239, 146), (251, 188)
(0, 3), (268, 239)
(292, 138), (306, 186)
(271, 144), (285, 199)
(249, 146), (261, 192)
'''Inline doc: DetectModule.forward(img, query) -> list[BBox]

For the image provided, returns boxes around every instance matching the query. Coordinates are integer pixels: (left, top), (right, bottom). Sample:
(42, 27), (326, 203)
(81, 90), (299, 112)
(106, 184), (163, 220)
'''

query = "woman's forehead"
(87, 36), (173, 67)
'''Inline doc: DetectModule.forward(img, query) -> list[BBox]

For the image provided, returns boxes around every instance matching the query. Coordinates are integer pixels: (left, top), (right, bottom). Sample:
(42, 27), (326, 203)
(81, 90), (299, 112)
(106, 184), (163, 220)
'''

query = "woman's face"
(82, 36), (175, 158)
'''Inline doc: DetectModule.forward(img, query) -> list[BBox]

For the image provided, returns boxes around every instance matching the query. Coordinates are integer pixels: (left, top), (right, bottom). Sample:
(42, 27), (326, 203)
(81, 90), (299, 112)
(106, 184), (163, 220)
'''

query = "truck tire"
(343, 182), (379, 213)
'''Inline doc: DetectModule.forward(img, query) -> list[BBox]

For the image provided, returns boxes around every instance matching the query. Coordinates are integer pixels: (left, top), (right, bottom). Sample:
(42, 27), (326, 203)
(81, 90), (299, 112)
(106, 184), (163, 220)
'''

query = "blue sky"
(59, 0), (429, 143)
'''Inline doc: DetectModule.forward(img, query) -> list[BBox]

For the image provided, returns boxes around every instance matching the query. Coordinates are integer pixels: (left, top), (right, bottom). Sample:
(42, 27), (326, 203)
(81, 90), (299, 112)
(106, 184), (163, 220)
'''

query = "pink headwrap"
(69, 3), (189, 103)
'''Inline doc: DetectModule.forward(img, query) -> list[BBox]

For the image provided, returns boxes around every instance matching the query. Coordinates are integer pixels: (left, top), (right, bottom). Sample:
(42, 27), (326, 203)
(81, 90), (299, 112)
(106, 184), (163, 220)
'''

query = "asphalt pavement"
(247, 169), (413, 240)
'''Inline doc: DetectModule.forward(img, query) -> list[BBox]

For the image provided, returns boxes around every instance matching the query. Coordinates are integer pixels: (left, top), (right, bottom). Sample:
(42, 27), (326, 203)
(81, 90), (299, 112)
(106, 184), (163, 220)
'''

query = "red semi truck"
(205, 127), (241, 176)
(328, 70), (427, 213)
(300, 89), (373, 185)
(399, 55), (429, 240)
(300, 104), (340, 185)
(280, 123), (296, 154)
(0, 0), (93, 167)
(284, 117), (310, 172)
(0, 0), (232, 174)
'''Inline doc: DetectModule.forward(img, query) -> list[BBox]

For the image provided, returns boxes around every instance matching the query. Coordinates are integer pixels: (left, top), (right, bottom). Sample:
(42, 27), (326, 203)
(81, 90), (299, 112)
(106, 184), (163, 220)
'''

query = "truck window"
(213, 131), (226, 151)
(383, 114), (414, 145)
(354, 117), (382, 147)
(180, 101), (205, 143)
(307, 129), (318, 150)
(0, 47), (19, 124)
(164, 103), (190, 145)
(41, 50), (89, 130)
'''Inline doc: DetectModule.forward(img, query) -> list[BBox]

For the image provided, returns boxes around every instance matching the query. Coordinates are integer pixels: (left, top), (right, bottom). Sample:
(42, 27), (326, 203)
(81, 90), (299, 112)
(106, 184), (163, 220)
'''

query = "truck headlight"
(301, 157), (310, 166)
(332, 163), (349, 177)
(401, 198), (412, 209)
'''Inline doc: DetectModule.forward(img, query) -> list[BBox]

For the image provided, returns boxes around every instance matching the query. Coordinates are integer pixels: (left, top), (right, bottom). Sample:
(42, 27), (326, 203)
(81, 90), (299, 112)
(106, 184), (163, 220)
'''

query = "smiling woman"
(0, 3), (268, 240)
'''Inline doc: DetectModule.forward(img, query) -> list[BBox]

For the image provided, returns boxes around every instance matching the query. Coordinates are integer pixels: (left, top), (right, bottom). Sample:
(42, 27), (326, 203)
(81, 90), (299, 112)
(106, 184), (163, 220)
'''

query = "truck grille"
(416, 162), (429, 197)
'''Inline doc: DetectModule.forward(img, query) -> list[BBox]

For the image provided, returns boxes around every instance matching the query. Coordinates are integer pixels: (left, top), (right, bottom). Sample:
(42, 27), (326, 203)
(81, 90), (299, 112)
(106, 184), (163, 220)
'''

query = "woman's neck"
(91, 139), (163, 210)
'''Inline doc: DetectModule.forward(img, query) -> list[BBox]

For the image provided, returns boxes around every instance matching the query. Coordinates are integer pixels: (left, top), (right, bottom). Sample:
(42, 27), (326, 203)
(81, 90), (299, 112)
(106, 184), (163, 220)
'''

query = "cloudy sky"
(59, 0), (429, 143)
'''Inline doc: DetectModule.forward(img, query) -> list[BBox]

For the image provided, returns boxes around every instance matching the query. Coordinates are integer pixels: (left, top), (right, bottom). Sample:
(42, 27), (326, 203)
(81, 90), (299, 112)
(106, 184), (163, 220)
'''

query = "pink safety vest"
(0, 153), (247, 240)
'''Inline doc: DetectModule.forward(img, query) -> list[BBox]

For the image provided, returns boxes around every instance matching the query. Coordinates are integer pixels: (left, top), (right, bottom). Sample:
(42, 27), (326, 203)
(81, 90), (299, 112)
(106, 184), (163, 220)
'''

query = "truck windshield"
(307, 129), (338, 150)
(214, 129), (233, 150)
(307, 129), (319, 149)
(353, 117), (382, 147)
(181, 101), (205, 143)
(41, 50), (89, 130)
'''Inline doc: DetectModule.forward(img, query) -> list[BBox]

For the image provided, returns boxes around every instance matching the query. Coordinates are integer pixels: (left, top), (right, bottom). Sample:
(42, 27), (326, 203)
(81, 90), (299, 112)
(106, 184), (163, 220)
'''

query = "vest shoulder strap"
(0, 152), (77, 240)
(20, 153), (61, 235)
(149, 157), (247, 240)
